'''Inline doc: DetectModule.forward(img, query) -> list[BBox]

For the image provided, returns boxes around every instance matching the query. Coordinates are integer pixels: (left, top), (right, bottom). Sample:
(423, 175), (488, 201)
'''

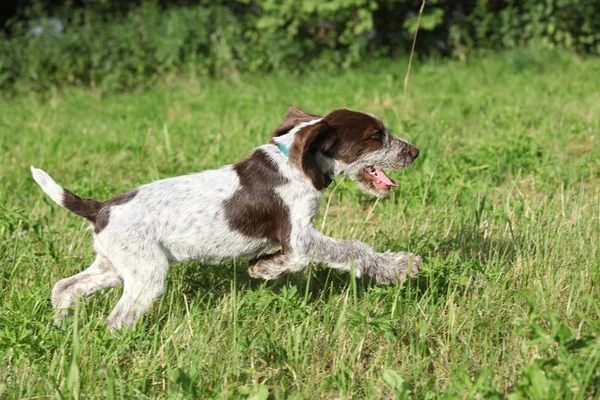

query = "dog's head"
(272, 105), (419, 197)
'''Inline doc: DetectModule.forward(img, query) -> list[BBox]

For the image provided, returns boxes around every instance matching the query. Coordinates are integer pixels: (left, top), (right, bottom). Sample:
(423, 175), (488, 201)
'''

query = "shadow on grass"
(174, 259), (364, 303)
(409, 229), (524, 300)
(173, 226), (525, 309)
(46, 230), (526, 336)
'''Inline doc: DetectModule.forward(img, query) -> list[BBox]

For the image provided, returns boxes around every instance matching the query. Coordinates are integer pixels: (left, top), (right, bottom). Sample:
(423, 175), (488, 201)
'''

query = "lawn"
(1, 51), (599, 398)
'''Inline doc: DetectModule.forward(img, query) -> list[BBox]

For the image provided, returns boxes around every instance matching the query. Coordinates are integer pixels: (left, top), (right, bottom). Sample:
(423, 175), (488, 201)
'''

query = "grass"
(1, 50), (600, 399)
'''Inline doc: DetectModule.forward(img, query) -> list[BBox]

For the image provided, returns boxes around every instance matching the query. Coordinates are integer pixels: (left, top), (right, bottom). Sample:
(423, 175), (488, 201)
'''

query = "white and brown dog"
(32, 106), (422, 330)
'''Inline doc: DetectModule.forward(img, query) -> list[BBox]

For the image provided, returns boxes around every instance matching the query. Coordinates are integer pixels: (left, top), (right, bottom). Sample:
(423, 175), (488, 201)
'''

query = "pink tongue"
(373, 168), (399, 188)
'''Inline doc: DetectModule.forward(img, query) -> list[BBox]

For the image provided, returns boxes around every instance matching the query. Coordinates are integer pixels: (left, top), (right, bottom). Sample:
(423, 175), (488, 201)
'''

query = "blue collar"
(276, 142), (290, 157)
(275, 141), (333, 188)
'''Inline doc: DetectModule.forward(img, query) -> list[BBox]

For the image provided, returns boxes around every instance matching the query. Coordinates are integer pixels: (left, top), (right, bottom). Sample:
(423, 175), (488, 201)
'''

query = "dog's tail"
(31, 166), (103, 223)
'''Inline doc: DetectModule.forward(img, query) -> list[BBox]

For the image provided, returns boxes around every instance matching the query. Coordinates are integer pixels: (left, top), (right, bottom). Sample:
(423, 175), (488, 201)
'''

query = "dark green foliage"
(450, 0), (600, 58)
(0, 0), (599, 93)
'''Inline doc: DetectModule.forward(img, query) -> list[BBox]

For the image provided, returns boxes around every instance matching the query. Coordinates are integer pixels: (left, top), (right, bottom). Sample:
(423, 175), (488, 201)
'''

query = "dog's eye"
(371, 130), (383, 139)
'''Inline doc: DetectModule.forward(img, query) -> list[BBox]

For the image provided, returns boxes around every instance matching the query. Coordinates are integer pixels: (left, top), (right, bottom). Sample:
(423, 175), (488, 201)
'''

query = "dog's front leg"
(291, 226), (422, 285)
(248, 252), (305, 280)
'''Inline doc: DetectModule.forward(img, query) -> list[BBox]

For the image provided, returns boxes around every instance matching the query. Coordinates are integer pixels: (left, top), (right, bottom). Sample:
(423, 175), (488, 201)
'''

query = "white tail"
(31, 166), (65, 207)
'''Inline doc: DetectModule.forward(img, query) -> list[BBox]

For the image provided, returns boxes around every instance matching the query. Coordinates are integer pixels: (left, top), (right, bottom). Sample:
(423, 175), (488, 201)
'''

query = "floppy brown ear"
(288, 120), (336, 190)
(272, 105), (321, 139)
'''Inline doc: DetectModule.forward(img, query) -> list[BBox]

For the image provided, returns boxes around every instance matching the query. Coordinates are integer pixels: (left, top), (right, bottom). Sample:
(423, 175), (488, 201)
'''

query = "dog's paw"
(374, 251), (422, 285)
(248, 262), (276, 280)
(248, 254), (289, 280)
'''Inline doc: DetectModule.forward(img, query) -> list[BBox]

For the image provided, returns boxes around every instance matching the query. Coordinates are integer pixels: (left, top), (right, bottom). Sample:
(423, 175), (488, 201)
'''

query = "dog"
(31, 106), (422, 331)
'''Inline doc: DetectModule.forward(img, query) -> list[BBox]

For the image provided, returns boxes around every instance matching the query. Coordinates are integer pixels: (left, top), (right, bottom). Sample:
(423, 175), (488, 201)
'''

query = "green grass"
(1, 50), (600, 399)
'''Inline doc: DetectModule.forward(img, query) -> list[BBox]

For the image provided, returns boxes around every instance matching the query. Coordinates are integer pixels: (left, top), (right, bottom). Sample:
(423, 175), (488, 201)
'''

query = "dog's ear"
(272, 105), (321, 139)
(288, 120), (336, 190)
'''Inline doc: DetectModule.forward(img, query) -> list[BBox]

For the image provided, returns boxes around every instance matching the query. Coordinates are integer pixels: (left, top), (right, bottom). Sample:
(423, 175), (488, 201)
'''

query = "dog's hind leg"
(51, 254), (123, 325)
(105, 253), (169, 331)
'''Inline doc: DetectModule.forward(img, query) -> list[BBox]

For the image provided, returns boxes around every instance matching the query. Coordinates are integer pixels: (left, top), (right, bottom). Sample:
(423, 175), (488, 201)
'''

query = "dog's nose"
(408, 145), (419, 159)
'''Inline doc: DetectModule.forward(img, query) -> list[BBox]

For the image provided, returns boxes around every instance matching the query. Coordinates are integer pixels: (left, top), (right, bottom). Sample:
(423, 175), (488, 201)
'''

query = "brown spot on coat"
(95, 189), (138, 233)
(224, 150), (292, 250)
(62, 189), (103, 223)
(61, 186), (138, 233)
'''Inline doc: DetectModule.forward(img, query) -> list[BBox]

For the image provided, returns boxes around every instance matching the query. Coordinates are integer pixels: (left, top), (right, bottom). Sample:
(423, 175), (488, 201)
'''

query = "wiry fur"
(32, 106), (421, 331)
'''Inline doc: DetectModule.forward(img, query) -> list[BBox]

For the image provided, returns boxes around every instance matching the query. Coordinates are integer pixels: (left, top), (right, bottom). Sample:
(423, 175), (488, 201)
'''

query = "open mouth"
(361, 166), (399, 190)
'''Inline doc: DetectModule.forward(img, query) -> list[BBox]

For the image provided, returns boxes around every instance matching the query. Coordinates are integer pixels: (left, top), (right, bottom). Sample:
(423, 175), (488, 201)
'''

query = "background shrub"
(0, 0), (598, 93)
